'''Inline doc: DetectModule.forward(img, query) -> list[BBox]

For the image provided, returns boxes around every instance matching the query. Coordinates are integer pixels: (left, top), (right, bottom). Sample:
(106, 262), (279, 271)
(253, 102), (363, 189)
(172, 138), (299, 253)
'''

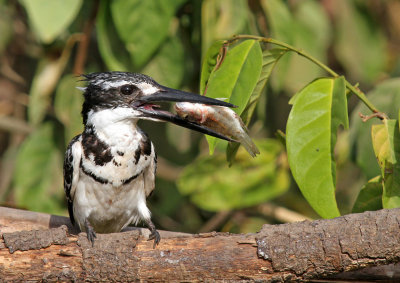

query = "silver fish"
(175, 102), (260, 157)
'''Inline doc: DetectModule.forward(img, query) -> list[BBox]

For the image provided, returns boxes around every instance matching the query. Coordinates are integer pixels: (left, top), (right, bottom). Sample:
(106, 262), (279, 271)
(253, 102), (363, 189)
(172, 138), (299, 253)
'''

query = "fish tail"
(238, 134), (260, 157)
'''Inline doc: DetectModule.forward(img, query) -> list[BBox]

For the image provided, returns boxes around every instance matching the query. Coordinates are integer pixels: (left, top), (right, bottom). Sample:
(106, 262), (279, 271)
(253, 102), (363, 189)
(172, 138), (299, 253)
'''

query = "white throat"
(86, 107), (141, 144)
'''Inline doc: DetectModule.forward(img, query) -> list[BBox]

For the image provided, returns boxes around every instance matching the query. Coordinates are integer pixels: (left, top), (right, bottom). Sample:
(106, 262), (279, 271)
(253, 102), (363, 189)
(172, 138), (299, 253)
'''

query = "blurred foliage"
(350, 79), (400, 179)
(352, 175), (383, 214)
(371, 119), (400, 209)
(1, 0), (400, 234)
(178, 139), (289, 211)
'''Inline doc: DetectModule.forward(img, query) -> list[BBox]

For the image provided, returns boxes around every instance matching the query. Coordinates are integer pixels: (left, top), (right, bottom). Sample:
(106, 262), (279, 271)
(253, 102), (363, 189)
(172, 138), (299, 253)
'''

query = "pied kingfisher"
(63, 72), (234, 247)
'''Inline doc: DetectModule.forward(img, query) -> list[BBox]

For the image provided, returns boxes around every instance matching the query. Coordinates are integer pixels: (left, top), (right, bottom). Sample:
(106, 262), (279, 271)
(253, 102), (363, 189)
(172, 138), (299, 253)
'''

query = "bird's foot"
(148, 229), (161, 248)
(145, 219), (161, 248)
(85, 219), (97, 247)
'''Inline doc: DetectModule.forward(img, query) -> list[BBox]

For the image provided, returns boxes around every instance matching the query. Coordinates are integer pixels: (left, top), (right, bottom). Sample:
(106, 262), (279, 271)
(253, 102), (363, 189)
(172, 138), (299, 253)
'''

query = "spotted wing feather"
(63, 135), (82, 226)
(143, 153), (157, 198)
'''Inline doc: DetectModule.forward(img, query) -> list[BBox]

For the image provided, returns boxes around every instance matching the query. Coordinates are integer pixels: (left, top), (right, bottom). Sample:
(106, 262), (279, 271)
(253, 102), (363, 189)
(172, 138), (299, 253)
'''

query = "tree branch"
(1, 206), (400, 281)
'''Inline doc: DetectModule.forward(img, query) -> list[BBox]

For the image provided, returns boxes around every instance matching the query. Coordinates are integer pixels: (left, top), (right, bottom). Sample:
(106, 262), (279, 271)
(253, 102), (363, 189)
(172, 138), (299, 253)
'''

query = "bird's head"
(80, 72), (235, 141)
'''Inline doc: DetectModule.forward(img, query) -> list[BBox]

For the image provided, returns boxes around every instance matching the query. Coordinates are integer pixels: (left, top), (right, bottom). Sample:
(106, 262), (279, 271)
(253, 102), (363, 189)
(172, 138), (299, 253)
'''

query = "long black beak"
(132, 87), (237, 142)
(137, 87), (236, 108)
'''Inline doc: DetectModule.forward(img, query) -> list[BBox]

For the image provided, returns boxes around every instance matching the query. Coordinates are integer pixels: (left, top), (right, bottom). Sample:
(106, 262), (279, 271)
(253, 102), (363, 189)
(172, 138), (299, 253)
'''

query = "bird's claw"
(148, 229), (161, 248)
(85, 219), (97, 247)
(87, 229), (97, 247)
(145, 219), (161, 248)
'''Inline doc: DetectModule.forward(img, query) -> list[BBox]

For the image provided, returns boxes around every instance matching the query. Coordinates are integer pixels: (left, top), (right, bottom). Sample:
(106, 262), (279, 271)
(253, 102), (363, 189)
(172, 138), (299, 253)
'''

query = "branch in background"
(72, 0), (100, 75)
(257, 203), (312, 223)
(198, 210), (231, 233)
(359, 112), (388, 122)
(0, 58), (26, 85)
(0, 116), (33, 134)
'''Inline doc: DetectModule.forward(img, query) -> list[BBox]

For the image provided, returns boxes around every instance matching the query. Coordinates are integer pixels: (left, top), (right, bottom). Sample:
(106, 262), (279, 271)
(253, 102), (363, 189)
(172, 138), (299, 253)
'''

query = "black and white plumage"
(63, 72), (235, 247)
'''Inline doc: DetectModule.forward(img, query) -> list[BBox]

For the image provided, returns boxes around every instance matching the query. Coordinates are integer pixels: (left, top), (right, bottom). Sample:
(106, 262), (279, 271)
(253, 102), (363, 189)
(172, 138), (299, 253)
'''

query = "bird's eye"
(120, 84), (137, 95)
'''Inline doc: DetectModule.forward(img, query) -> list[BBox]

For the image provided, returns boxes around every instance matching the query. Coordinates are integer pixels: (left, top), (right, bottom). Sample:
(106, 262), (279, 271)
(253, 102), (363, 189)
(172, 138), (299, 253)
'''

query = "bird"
(63, 71), (235, 247)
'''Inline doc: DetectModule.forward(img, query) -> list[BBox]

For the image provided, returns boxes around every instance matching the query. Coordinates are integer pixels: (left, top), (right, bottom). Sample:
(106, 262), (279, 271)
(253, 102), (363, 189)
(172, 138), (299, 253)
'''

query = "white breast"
(73, 107), (154, 233)
(73, 173), (150, 233)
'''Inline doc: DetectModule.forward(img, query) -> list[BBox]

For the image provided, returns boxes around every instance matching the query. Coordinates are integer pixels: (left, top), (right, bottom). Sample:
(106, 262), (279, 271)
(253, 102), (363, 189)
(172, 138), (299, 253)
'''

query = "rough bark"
(1, 206), (400, 281)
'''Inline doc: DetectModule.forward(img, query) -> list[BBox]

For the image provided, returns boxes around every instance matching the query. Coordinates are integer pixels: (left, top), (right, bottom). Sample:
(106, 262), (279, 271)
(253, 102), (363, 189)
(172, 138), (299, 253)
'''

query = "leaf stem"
(227, 35), (380, 114)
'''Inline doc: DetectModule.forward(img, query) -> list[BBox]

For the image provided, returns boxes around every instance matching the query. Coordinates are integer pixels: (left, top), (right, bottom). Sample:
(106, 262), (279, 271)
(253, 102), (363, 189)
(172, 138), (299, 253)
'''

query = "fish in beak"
(131, 86), (237, 142)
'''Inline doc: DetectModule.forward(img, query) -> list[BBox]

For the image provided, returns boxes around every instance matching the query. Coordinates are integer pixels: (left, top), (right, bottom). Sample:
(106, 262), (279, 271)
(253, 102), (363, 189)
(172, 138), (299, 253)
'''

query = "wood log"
(1, 206), (400, 281)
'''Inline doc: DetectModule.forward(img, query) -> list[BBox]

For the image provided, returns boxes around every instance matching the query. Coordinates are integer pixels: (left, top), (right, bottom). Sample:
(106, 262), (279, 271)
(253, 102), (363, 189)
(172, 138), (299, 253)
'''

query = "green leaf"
(142, 36), (184, 89)
(352, 176), (383, 213)
(200, 40), (225, 95)
(371, 119), (400, 209)
(350, 78), (400, 179)
(227, 48), (288, 163)
(382, 173), (400, 209)
(286, 77), (348, 219)
(371, 121), (395, 167)
(177, 139), (289, 211)
(201, 0), (248, 55)
(54, 75), (84, 145)
(204, 40), (263, 154)
(111, 0), (185, 68)
(20, 0), (82, 43)
(13, 123), (64, 214)
(96, 0), (129, 71)
(241, 48), (287, 125)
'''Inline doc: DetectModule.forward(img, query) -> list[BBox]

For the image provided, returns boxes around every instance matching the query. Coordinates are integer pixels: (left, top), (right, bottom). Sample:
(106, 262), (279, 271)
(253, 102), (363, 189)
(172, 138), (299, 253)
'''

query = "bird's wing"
(63, 135), (82, 225)
(143, 147), (157, 198)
